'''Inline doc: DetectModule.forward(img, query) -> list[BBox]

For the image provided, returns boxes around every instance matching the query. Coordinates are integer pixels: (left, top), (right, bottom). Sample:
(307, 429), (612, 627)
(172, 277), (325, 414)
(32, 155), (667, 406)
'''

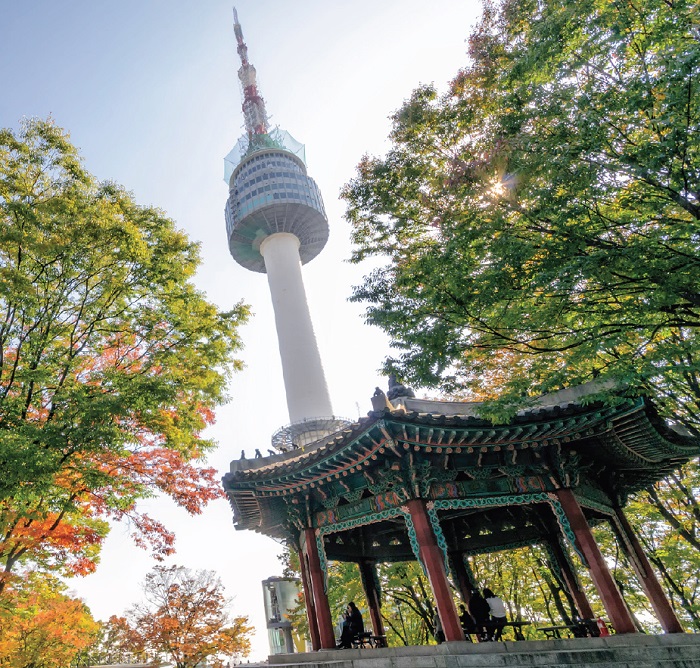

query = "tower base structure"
(271, 416), (351, 451)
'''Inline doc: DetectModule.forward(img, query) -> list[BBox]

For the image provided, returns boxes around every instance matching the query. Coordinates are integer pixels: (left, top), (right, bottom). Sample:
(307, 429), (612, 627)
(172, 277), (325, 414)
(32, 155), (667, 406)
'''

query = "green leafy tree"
(468, 545), (589, 638)
(0, 119), (249, 591)
(342, 0), (700, 432)
(590, 523), (656, 632)
(76, 615), (148, 667)
(343, 0), (700, 637)
(282, 529), (689, 645)
(280, 552), (366, 647)
(278, 548), (311, 649)
(379, 562), (437, 646)
(627, 463), (700, 630)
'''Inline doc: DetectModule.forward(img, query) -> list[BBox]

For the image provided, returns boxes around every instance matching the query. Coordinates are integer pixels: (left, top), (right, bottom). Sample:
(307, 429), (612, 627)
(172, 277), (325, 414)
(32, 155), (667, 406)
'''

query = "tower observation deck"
(225, 9), (348, 450)
(224, 130), (329, 273)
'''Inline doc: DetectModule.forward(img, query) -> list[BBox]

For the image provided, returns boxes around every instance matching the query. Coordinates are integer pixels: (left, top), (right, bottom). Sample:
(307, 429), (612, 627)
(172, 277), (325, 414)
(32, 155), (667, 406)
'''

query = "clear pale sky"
(0, 1), (480, 659)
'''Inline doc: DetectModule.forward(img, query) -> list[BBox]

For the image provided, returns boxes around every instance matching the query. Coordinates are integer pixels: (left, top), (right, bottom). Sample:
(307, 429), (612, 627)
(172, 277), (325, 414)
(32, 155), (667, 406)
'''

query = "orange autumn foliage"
(1, 444), (226, 588)
(0, 575), (99, 668)
(119, 565), (253, 668)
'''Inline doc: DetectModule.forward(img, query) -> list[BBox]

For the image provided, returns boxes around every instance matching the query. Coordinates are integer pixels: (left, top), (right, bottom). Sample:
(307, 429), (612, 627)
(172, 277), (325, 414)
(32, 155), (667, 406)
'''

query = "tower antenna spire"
(232, 6), (268, 136)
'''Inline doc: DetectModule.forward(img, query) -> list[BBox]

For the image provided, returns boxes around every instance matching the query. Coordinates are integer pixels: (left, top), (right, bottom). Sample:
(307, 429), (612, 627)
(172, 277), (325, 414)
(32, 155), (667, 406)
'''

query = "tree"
(0, 572), (99, 668)
(379, 561), (440, 646)
(342, 0), (700, 432)
(342, 0), (700, 636)
(0, 119), (248, 591)
(116, 565), (253, 668)
(279, 549), (364, 647)
(628, 463), (700, 630)
(75, 615), (148, 667)
(281, 519), (694, 646)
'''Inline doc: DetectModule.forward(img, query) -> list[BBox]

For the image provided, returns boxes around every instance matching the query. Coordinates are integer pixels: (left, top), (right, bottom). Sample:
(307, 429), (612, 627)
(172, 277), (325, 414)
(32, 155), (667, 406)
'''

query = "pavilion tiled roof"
(222, 382), (700, 541)
(226, 396), (696, 482)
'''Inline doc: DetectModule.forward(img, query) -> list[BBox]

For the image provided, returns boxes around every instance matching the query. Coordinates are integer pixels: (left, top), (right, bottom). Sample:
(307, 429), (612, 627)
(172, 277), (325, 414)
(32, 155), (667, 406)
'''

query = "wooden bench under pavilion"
(222, 381), (700, 650)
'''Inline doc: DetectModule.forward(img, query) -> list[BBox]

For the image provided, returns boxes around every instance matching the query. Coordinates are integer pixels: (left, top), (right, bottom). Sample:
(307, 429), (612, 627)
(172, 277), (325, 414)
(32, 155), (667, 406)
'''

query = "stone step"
(285, 657), (700, 668)
(484, 660), (700, 667)
(270, 634), (700, 668)
(447, 644), (700, 666)
(271, 657), (700, 668)
(461, 663), (700, 668)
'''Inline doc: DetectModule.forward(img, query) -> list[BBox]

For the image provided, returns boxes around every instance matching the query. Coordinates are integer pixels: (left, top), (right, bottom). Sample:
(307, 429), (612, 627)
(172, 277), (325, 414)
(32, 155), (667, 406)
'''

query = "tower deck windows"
(225, 148), (328, 273)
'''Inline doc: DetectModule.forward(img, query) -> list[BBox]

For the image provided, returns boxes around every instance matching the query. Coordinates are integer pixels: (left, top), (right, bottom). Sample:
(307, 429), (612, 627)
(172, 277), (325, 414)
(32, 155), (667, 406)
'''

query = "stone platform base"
(269, 634), (700, 668)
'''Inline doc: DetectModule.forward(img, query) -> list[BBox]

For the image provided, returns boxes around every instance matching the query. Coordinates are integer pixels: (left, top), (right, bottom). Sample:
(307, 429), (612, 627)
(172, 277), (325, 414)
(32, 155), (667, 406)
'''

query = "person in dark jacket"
(459, 603), (476, 639)
(468, 590), (491, 641)
(338, 601), (364, 648)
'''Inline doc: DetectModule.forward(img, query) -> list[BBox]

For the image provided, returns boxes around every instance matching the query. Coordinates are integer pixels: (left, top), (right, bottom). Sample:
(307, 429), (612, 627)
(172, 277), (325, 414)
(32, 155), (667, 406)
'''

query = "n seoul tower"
(224, 9), (347, 450)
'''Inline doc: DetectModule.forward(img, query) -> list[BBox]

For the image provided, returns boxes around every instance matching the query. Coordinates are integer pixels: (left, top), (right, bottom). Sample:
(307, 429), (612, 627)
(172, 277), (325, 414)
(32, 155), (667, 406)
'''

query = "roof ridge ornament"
(372, 387), (394, 412)
(387, 373), (415, 401)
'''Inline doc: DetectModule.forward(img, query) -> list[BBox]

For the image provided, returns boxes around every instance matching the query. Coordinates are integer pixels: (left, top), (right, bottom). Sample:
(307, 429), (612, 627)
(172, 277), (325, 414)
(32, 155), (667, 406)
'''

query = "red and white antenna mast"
(233, 7), (269, 136)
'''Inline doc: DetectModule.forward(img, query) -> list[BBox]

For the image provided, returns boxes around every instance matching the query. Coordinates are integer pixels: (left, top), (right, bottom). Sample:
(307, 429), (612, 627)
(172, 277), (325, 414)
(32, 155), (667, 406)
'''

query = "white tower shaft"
(259, 232), (333, 423)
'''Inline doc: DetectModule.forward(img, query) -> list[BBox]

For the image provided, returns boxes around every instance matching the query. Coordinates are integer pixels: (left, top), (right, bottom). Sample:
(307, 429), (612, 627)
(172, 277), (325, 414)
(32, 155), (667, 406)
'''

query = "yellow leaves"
(0, 575), (99, 668)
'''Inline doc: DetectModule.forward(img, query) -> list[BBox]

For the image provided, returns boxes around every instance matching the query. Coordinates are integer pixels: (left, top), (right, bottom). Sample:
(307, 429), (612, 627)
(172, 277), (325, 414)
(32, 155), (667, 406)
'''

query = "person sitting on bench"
(338, 601), (364, 648)
(483, 588), (507, 641)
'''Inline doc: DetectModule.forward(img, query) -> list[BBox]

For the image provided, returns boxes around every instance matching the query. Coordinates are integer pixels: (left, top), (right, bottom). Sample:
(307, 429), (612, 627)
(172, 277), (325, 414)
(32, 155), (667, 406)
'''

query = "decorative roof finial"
(371, 387), (394, 413)
(388, 373), (415, 401)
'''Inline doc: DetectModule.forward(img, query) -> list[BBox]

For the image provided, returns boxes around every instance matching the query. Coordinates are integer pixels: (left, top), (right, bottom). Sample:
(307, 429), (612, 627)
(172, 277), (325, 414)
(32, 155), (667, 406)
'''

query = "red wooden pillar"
(612, 506), (684, 633)
(303, 528), (336, 649)
(449, 552), (474, 607)
(555, 489), (636, 634)
(297, 547), (321, 650)
(548, 537), (595, 620)
(358, 560), (385, 637)
(405, 499), (463, 642)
